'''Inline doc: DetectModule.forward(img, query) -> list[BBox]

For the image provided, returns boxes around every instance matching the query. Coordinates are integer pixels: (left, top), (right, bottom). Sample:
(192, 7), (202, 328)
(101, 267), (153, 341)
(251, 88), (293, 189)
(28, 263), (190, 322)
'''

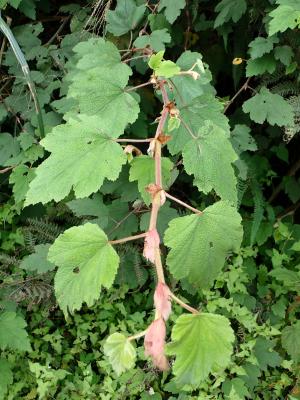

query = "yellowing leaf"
(148, 51), (165, 70)
(154, 60), (181, 78)
(104, 333), (136, 375)
(232, 57), (243, 65)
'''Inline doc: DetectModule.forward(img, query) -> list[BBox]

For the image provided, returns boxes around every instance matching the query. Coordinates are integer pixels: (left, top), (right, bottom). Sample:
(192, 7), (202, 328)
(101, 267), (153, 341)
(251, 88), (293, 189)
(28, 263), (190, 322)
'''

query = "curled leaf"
(143, 229), (160, 263)
(144, 318), (169, 371)
(154, 282), (172, 321)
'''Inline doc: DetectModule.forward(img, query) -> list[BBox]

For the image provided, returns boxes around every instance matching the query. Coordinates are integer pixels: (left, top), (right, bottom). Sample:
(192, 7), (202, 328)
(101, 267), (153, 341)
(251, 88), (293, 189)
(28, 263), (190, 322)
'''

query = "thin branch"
(123, 54), (150, 63)
(154, 108), (169, 140)
(170, 292), (199, 314)
(0, 166), (14, 174)
(269, 159), (300, 203)
(109, 233), (147, 245)
(224, 78), (251, 114)
(115, 138), (152, 143)
(154, 246), (165, 283)
(44, 16), (71, 47)
(108, 207), (139, 236)
(159, 79), (170, 106)
(126, 81), (153, 92)
(155, 140), (162, 188)
(128, 330), (147, 341)
(165, 192), (203, 214)
(277, 200), (300, 220)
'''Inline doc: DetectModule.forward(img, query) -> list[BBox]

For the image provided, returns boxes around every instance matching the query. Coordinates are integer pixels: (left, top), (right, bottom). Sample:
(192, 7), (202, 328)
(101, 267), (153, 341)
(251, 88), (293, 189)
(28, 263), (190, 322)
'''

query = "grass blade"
(0, 15), (45, 138)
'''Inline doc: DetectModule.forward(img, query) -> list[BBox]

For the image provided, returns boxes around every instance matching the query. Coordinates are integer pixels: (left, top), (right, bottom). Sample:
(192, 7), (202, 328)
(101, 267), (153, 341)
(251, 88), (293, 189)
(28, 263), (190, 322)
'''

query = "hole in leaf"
(87, 141), (92, 144)
(209, 242), (213, 248)
(73, 267), (80, 274)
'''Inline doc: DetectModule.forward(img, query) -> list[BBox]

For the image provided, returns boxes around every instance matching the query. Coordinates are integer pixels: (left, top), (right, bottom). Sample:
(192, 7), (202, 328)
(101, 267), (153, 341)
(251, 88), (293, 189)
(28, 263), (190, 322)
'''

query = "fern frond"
(237, 178), (250, 209)
(133, 251), (145, 287)
(25, 218), (63, 244)
(258, 68), (286, 89)
(270, 81), (299, 97)
(23, 229), (36, 251)
(0, 253), (19, 268)
(9, 280), (53, 307)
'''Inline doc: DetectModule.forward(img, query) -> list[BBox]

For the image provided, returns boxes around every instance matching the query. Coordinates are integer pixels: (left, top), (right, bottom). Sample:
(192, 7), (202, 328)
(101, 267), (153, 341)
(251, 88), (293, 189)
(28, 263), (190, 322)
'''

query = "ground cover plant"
(0, 0), (300, 398)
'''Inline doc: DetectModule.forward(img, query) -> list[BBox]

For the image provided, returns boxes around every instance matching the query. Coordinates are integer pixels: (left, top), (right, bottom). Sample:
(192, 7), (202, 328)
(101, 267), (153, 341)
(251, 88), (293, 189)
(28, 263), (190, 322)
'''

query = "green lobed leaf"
(48, 223), (119, 316)
(282, 321), (300, 362)
(268, 0), (300, 36)
(269, 268), (300, 291)
(68, 38), (139, 135)
(0, 359), (13, 398)
(106, 0), (146, 36)
(0, 311), (31, 351)
(230, 124), (257, 155)
(223, 377), (250, 399)
(0, 0), (22, 8)
(157, 0), (185, 23)
(242, 87), (294, 126)
(9, 164), (35, 204)
(0, 133), (20, 166)
(248, 36), (279, 59)
(246, 54), (276, 76)
(170, 51), (214, 108)
(182, 122), (238, 204)
(129, 155), (175, 205)
(164, 201), (243, 288)
(253, 338), (281, 371)
(20, 244), (55, 273)
(274, 45), (294, 66)
(167, 95), (229, 155)
(67, 193), (109, 229)
(148, 51), (165, 70)
(154, 60), (181, 78)
(104, 332), (136, 375)
(214, 0), (247, 28)
(48, 223), (119, 315)
(166, 313), (235, 386)
(133, 28), (171, 52)
(25, 115), (127, 205)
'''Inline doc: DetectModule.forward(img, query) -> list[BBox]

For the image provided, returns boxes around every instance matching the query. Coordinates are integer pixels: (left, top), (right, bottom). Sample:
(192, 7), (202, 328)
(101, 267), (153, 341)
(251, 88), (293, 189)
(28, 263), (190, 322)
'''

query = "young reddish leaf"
(143, 229), (160, 263)
(154, 282), (172, 321)
(144, 318), (169, 371)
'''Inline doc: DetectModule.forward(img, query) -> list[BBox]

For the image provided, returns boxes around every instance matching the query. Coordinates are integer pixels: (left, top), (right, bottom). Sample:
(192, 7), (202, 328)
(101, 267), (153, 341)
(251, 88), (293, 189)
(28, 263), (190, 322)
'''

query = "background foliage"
(0, 0), (300, 398)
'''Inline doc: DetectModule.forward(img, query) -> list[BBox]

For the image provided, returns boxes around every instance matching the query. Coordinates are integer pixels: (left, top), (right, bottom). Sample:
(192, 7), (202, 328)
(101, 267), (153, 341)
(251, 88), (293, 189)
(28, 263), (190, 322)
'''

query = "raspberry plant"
(21, 36), (243, 385)
(1, 0), (300, 397)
